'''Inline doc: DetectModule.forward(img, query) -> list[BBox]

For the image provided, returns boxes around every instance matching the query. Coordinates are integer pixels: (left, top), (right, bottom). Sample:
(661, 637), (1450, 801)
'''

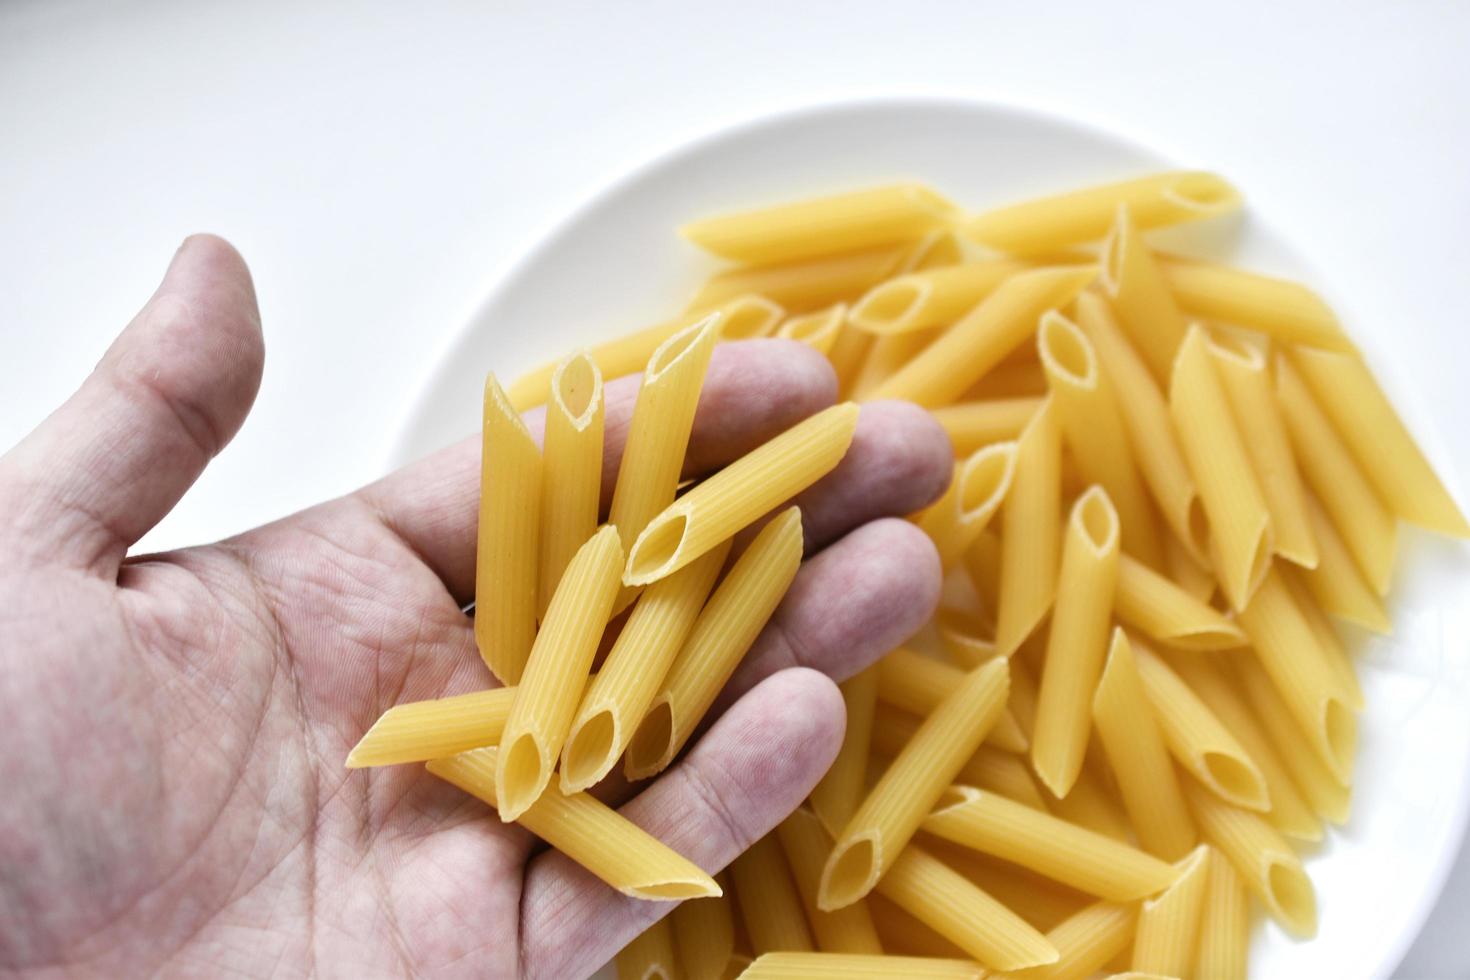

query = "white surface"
(1, 2), (1468, 975)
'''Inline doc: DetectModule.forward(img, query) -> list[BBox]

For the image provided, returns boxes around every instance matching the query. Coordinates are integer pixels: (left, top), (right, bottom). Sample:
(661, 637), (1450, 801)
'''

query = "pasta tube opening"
(626, 696), (677, 777)
(720, 295), (785, 339)
(821, 835), (880, 912)
(1266, 861), (1318, 937)
(561, 708), (618, 791)
(851, 278), (928, 332)
(958, 443), (1018, 521)
(1164, 171), (1241, 212)
(552, 351), (601, 424)
(648, 315), (719, 379)
(1075, 486), (1121, 556)
(1203, 752), (1267, 807)
(496, 732), (547, 820)
(1037, 310), (1096, 386)
(627, 514), (689, 581)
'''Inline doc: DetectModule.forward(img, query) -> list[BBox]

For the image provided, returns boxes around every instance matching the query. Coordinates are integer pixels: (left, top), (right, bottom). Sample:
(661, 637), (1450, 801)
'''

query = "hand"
(0, 237), (950, 979)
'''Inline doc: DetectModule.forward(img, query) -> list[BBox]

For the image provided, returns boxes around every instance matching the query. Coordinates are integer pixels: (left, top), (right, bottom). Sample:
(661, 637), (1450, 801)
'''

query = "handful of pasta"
(349, 171), (1467, 980)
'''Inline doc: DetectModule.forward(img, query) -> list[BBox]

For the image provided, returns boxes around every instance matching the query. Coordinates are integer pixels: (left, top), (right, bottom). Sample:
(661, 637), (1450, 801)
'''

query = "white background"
(2, 1), (1467, 975)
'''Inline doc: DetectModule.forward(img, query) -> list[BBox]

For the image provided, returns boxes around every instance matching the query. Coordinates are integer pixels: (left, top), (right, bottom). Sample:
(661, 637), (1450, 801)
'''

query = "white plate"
(393, 98), (1470, 980)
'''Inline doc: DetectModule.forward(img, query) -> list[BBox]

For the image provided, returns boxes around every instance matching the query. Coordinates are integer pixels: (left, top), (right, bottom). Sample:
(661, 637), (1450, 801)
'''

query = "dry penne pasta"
(995, 397), (1062, 655)
(928, 844), (1091, 932)
(933, 606), (998, 668)
(1298, 490), (1391, 633)
(731, 832), (815, 953)
(1195, 847), (1249, 980)
(673, 874), (736, 980)
(617, 918), (679, 980)
(930, 397), (1041, 456)
(625, 403), (858, 584)
(913, 441), (1018, 571)
(1159, 258), (1353, 351)
(874, 649), (1025, 753)
(961, 171), (1240, 255)
(827, 319), (876, 397)
(428, 746), (719, 899)
(538, 351), (605, 617)
(497, 526), (623, 819)
(776, 303), (847, 355)
(849, 328), (938, 400)
(870, 704), (1046, 810)
(1113, 553), (1245, 651)
(1132, 844), (1210, 976)
(1100, 205), (1189, 381)
(740, 952), (983, 979)
(624, 508), (802, 779)
(1283, 568), (1365, 710)
(685, 243), (911, 314)
(777, 807), (884, 954)
(810, 665), (880, 835)
(990, 901), (1137, 980)
(867, 893), (973, 959)
(347, 687), (514, 768)
(850, 260), (1025, 334)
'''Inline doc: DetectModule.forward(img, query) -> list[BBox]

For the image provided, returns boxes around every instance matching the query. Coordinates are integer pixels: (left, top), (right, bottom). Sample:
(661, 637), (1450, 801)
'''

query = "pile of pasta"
(348, 172), (1469, 980)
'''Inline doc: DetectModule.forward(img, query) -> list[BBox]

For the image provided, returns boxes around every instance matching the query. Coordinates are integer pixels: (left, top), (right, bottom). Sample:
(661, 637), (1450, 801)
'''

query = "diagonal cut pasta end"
(624, 695), (679, 782)
(818, 830), (882, 912)
(495, 731), (550, 822)
(560, 705), (621, 795)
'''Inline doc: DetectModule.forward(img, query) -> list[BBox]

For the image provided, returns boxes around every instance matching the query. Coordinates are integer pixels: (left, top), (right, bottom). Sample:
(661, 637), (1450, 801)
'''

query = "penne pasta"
(913, 442), (1018, 571)
(685, 243), (911, 315)
(1100, 205), (1189, 381)
(1076, 291), (1209, 565)
(682, 183), (960, 264)
(538, 351), (605, 617)
(1160, 258), (1353, 351)
(961, 171), (1240, 255)
(931, 397), (1042, 456)
(1298, 491), (1391, 633)
(777, 807), (884, 954)
(961, 528), (1003, 625)
(739, 952), (984, 979)
(347, 688), (514, 768)
(1169, 325), (1273, 610)
(673, 874), (736, 980)
(870, 266), (1098, 407)
(617, 918), (679, 980)
(1037, 309), (1162, 566)
(848, 328), (939, 400)
(1114, 553), (1245, 651)
(922, 785), (1177, 900)
(1132, 844), (1210, 977)
(1184, 780), (1317, 937)
(964, 358), (1049, 400)
(1290, 345), (1469, 536)
(496, 526), (623, 820)
(776, 303), (847, 355)
(810, 665), (880, 835)
(730, 832), (815, 953)
(867, 893), (973, 960)
(625, 508), (804, 779)
(819, 659), (1009, 910)
(560, 542), (730, 792)
(1209, 334), (1319, 568)
(1283, 568), (1365, 710)
(874, 649), (1025, 753)
(1091, 629), (1196, 861)
(934, 607), (997, 668)
(827, 319), (876, 398)
(849, 260), (1026, 334)
(991, 901), (1137, 980)
(1131, 641), (1269, 812)
(608, 316), (721, 563)
(1195, 848), (1249, 980)
(1032, 487), (1121, 796)
(995, 398), (1063, 655)
(428, 746), (719, 898)
(1237, 568), (1358, 785)
(873, 844), (1058, 971)
(624, 404), (858, 585)
(926, 844), (1091, 933)
(1163, 531), (1217, 604)
(475, 373), (543, 685)
(871, 704), (1046, 811)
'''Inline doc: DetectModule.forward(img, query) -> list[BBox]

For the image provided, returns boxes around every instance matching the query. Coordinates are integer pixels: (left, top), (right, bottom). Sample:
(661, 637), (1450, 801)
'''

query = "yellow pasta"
(560, 541), (730, 792)
(625, 404), (858, 584)
(961, 528), (1003, 624)
(819, 659), (1009, 910)
(508, 298), (779, 410)
(673, 874), (736, 980)
(538, 352), (605, 617)
(1076, 291), (1209, 565)
(683, 183), (959, 264)
(964, 357), (1049, 400)
(873, 844), (1058, 970)
(870, 705), (1046, 810)
(874, 649), (1026, 753)
(1237, 568), (1358, 786)
(776, 303), (847, 355)
(849, 260), (1026, 334)
(867, 893), (973, 959)
(1168, 654), (1322, 841)
(1232, 655), (1351, 826)
(913, 442), (1018, 571)
(1290, 345), (1470, 536)
(1169, 325), (1273, 610)
(1037, 309), (1162, 566)
(934, 607), (997, 668)
(1091, 629), (1197, 861)
(608, 316), (722, 563)
(810, 665), (880, 835)
(1195, 848), (1249, 980)
(739, 952), (984, 979)
(961, 171), (1240, 255)
(1131, 641), (1269, 812)
(930, 397), (1041, 456)
(849, 329), (939, 400)
(1032, 486), (1121, 796)
(922, 785), (1177, 900)
(1132, 844), (1210, 977)
(1209, 333), (1319, 568)
(1100, 205), (1189, 381)
(474, 373), (543, 685)
(991, 901), (1136, 980)
(827, 320), (875, 398)
(1298, 491), (1391, 633)
(870, 265), (1097, 407)
(625, 508), (804, 779)
(1283, 568), (1364, 710)
(428, 746), (719, 899)
(1163, 532), (1217, 604)
(995, 398), (1062, 655)
(347, 688), (514, 768)
(1160, 258), (1353, 351)
(496, 526), (623, 819)
(617, 918), (679, 980)
(730, 832), (815, 953)
(776, 807), (884, 954)
(685, 243), (911, 314)
(1113, 553), (1245, 651)
(1183, 780), (1317, 937)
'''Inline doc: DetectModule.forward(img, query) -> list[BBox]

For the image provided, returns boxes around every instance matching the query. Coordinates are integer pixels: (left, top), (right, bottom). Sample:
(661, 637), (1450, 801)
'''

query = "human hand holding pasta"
(0, 236), (951, 978)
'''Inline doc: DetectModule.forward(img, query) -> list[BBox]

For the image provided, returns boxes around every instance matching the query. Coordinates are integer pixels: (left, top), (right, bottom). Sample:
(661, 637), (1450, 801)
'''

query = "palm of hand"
(0, 238), (947, 979)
